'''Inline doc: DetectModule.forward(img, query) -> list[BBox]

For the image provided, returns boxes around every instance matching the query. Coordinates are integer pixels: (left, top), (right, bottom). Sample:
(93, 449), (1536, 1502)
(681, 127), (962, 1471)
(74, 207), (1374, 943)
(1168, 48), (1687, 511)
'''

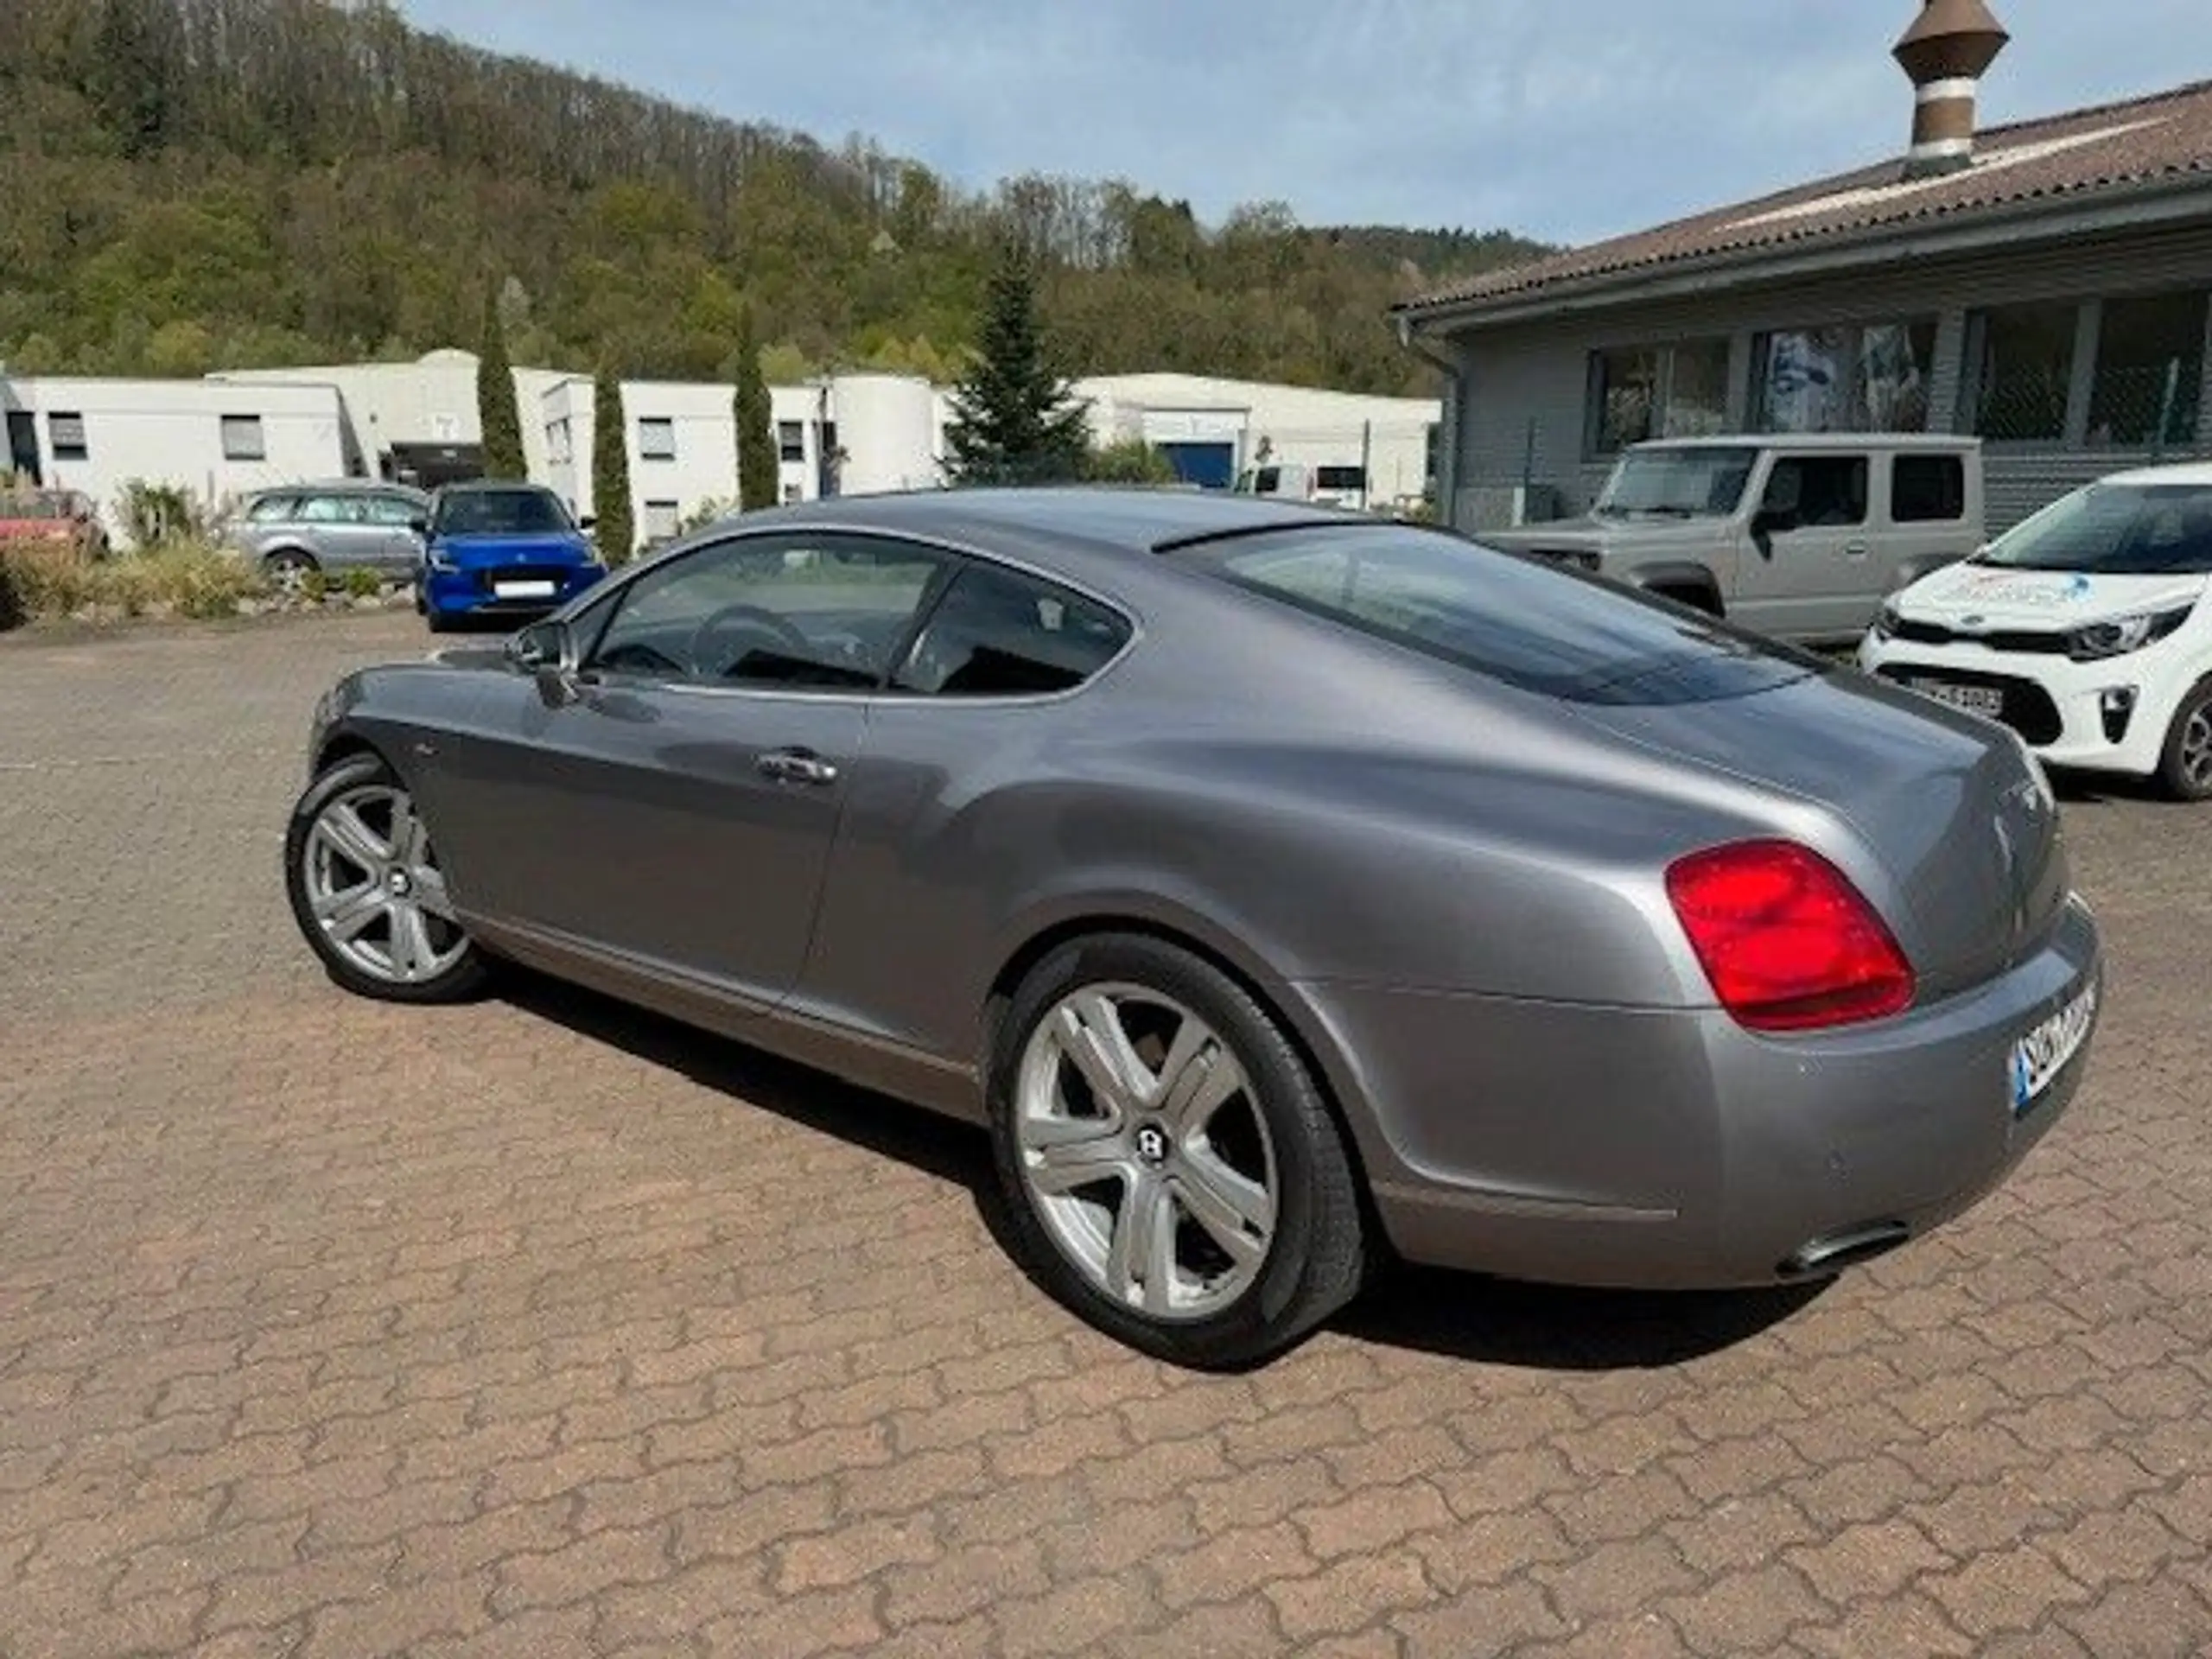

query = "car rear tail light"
(1665, 840), (1914, 1032)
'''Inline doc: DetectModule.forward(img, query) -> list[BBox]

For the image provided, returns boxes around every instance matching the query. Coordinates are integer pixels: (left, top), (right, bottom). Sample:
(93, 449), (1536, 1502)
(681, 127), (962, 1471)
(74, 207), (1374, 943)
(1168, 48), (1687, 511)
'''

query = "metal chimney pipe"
(1893, 0), (2011, 179)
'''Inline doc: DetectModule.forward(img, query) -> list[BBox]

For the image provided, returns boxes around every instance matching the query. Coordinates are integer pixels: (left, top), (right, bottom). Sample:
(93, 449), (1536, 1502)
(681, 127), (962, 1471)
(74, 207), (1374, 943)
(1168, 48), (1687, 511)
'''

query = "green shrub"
(300, 567), (329, 605)
(0, 539), (264, 625)
(117, 480), (210, 550)
(343, 567), (383, 599)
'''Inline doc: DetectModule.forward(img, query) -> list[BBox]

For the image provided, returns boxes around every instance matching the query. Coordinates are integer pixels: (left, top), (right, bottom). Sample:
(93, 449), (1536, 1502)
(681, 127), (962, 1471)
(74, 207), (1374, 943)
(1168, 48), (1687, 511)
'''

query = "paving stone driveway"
(3, 611), (2209, 1659)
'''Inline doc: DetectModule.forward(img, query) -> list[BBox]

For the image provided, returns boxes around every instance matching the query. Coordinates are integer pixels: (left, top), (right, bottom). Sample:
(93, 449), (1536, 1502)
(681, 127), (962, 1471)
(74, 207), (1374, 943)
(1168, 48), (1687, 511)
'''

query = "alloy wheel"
(299, 783), (468, 984)
(2183, 703), (2212, 795)
(1014, 983), (1279, 1320)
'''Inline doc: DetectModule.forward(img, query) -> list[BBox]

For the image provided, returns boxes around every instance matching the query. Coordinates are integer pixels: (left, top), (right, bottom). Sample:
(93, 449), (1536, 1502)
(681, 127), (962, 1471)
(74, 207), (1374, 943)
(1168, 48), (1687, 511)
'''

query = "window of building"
(1586, 340), (1731, 455)
(1315, 466), (1369, 493)
(1891, 454), (1967, 523)
(782, 483), (804, 504)
(1760, 455), (1868, 528)
(1967, 302), (2078, 442)
(1587, 346), (1660, 454)
(547, 418), (571, 465)
(638, 418), (676, 461)
(1751, 320), (1935, 434)
(48, 412), (88, 461)
(642, 499), (680, 543)
(219, 415), (267, 461)
(2088, 289), (2208, 448)
(893, 563), (1132, 696)
(777, 421), (806, 463)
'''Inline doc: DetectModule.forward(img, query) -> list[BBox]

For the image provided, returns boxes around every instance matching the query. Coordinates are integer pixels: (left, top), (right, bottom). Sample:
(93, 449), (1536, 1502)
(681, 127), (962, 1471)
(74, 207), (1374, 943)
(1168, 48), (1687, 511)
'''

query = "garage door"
(1158, 442), (1236, 490)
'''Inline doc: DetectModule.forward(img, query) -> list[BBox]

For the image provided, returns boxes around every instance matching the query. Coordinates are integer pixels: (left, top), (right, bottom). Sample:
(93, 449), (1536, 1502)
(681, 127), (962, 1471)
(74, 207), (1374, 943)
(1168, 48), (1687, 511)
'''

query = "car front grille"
(1889, 616), (2069, 654)
(1873, 664), (2063, 744)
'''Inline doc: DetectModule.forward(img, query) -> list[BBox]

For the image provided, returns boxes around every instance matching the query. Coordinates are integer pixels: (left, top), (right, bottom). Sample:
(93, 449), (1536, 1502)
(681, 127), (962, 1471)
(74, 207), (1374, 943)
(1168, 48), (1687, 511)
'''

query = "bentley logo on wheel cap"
(1134, 1123), (1170, 1166)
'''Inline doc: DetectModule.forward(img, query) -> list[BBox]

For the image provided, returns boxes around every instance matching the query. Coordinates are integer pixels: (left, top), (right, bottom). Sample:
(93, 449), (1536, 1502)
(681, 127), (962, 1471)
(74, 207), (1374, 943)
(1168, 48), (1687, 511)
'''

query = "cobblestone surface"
(3, 612), (2209, 1656)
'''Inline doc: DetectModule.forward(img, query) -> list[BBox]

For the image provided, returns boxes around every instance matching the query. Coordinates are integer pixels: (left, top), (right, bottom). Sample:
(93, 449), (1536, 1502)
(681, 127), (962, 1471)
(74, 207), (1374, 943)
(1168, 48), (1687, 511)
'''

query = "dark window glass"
(894, 563), (1131, 696)
(1588, 347), (1659, 454)
(1661, 338), (1732, 436)
(1971, 302), (2078, 442)
(1315, 466), (1368, 492)
(247, 493), (300, 524)
(220, 415), (267, 461)
(777, 421), (806, 463)
(1752, 321), (1935, 433)
(2088, 289), (2207, 448)
(362, 493), (423, 526)
(1762, 456), (1868, 528)
(1175, 524), (1822, 707)
(49, 412), (88, 460)
(588, 536), (944, 689)
(1891, 454), (1966, 523)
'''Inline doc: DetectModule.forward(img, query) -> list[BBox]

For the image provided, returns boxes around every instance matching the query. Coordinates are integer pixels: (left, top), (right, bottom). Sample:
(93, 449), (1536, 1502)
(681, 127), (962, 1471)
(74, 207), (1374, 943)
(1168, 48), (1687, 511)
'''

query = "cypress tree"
(734, 307), (779, 512)
(592, 364), (633, 564)
(476, 285), (525, 480)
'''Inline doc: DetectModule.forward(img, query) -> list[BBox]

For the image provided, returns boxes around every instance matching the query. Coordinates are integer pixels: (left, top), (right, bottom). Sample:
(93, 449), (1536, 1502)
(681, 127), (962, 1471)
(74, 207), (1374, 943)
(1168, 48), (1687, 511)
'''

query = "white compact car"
(1859, 462), (2212, 801)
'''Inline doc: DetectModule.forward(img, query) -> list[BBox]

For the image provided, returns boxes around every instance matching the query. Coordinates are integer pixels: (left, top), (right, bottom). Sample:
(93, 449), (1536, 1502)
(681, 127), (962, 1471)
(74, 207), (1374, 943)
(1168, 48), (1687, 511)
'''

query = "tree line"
(0, 0), (1554, 395)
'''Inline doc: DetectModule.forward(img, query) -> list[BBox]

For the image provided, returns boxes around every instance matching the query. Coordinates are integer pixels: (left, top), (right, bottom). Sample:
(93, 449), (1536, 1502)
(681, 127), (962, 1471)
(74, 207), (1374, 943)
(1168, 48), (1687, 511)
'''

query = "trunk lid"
(1570, 670), (2068, 1000)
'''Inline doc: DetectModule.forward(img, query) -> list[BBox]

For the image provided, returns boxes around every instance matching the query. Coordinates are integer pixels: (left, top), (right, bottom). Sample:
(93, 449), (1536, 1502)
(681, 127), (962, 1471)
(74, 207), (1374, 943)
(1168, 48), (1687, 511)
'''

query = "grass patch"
(0, 538), (269, 628)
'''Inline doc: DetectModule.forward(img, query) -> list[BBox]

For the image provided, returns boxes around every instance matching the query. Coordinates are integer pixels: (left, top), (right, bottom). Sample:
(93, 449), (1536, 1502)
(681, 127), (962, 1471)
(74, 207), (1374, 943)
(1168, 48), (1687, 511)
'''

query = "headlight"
(426, 548), (460, 573)
(2064, 603), (2194, 662)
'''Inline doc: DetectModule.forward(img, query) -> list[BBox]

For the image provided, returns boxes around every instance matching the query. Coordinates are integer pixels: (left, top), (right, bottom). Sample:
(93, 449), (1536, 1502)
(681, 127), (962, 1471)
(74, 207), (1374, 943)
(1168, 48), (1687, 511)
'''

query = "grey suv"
(226, 481), (430, 593)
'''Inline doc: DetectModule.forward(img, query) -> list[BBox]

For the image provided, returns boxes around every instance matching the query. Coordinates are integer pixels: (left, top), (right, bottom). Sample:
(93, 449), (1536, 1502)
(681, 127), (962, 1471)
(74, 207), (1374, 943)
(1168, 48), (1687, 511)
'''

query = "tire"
(283, 751), (488, 1004)
(2157, 680), (2212, 802)
(988, 932), (1365, 1368)
(425, 603), (455, 634)
(263, 549), (318, 598)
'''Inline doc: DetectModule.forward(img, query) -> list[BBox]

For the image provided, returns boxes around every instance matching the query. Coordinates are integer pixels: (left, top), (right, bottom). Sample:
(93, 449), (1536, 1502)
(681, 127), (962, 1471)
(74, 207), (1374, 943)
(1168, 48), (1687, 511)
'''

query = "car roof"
(435, 479), (556, 496)
(251, 480), (425, 499)
(2091, 460), (2212, 488)
(1630, 434), (1980, 453)
(722, 486), (1352, 559)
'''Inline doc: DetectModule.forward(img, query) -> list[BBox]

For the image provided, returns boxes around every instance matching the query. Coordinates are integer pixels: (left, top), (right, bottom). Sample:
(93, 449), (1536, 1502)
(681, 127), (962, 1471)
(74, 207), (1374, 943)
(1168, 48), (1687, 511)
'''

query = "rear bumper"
(1296, 893), (2101, 1288)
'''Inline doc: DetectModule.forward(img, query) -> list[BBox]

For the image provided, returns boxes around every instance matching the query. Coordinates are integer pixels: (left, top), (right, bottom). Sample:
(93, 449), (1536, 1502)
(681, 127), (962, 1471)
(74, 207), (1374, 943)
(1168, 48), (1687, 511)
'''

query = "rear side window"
(1178, 524), (1823, 706)
(1892, 454), (1966, 523)
(894, 563), (1131, 696)
(247, 494), (300, 524)
(1763, 456), (1868, 527)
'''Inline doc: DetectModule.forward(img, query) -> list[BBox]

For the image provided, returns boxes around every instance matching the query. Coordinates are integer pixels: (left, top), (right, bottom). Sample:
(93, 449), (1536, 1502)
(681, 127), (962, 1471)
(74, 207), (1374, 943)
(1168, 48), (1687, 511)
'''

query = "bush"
(117, 480), (210, 550)
(342, 567), (382, 599)
(1083, 439), (1179, 485)
(0, 538), (264, 626)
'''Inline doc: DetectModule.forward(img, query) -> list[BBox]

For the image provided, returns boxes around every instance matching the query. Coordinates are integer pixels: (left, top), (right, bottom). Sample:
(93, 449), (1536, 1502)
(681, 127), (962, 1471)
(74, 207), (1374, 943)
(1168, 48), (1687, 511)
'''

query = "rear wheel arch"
(982, 912), (1386, 1232)
(1630, 565), (1726, 617)
(261, 543), (321, 570)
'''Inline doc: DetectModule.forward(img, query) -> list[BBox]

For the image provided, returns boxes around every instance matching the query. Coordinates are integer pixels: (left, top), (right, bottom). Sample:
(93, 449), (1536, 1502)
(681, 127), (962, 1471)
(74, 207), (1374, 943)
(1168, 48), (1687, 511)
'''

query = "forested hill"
(0, 0), (1554, 394)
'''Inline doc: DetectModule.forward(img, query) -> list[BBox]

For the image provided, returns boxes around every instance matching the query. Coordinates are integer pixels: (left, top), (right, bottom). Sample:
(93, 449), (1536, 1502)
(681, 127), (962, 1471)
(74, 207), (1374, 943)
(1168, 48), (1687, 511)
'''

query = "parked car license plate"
(1908, 677), (2005, 717)
(493, 579), (557, 600)
(2009, 981), (2096, 1116)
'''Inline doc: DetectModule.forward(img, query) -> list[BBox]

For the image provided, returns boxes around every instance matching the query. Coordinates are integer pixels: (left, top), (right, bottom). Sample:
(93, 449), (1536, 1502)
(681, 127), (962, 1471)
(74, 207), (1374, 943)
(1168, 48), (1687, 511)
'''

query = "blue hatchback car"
(414, 481), (606, 632)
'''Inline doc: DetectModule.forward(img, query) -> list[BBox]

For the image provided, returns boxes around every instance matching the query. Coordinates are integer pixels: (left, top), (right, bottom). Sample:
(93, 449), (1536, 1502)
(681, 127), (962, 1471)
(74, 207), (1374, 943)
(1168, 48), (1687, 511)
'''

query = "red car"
(0, 489), (107, 556)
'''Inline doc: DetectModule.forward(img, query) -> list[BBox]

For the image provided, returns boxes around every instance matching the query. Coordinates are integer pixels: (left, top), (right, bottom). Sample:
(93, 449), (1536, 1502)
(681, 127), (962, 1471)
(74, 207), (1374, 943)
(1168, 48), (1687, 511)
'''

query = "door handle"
(757, 747), (839, 785)
(1844, 540), (1871, 557)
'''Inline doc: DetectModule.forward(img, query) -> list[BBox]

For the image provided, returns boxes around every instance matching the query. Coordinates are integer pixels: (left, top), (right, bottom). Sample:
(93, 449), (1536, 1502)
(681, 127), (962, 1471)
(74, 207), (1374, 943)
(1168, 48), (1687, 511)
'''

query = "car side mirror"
(578, 514), (597, 531)
(408, 516), (429, 537)
(506, 619), (572, 673)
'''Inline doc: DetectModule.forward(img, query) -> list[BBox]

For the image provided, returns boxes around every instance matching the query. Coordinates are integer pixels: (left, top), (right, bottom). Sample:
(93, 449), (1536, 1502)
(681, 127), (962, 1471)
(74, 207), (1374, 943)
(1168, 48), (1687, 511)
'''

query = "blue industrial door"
(1158, 441), (1236, 490)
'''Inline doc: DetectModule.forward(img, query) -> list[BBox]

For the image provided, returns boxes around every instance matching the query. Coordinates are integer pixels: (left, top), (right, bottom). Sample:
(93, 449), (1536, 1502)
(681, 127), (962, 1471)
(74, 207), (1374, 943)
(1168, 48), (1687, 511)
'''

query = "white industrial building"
(3, 351), (1439, 551)
(1071, 372), (1440, 507)
(1, 374), (347, 536)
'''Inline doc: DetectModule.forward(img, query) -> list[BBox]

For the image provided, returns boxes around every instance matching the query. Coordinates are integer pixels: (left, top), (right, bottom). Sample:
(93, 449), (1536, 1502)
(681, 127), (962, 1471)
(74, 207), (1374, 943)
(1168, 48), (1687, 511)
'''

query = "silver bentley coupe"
(286, 489), (2101, 1365)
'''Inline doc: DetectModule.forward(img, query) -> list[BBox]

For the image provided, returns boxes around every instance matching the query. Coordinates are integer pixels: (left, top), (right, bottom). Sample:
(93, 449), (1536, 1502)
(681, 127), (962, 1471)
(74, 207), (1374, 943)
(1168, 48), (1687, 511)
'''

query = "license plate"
(2009, 982), (2096, 1116)
(1910, 677), (2005, 716)
(493, 579), (557, 600)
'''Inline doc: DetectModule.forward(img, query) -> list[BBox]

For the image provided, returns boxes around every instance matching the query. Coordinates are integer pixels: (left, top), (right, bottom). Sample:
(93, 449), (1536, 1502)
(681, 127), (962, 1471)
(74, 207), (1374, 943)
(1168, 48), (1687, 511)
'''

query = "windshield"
(1979, 481), (2212, 575)
(1173, 522), (1822, 706)
(433, 488), (573, 537)
(1594, 447), (1758, 518)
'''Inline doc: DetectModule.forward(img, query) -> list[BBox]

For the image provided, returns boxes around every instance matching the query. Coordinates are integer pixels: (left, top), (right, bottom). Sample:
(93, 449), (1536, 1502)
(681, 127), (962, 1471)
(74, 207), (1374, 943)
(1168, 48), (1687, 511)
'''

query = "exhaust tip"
(1779, 1220), (1912, 1278)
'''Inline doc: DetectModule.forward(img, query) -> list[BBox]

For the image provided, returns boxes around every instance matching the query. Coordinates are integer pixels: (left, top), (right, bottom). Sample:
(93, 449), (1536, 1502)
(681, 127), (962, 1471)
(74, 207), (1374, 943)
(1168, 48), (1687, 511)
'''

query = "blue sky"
(394, 2), (2201, 245)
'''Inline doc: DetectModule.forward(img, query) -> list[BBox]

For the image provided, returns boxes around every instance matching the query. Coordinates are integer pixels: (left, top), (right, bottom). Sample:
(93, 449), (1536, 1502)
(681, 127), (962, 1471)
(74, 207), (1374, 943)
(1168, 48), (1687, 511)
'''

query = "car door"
(429, 530), (952, 1012)
(1883, 449), (1976, 595)
(360, 491), (427, 579)
(1732, 451), (1874, 640)
(296, 493), (381, 574)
